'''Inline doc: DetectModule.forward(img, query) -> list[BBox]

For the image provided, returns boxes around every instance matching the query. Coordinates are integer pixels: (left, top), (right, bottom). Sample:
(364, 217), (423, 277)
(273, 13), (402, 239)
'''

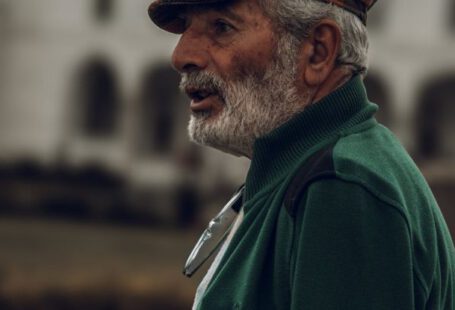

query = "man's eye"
(214, 19), (234, 34)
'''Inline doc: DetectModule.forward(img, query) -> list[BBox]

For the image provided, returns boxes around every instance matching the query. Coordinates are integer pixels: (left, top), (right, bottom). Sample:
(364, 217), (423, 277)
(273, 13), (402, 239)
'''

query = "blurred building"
(0, 0), (250, 226)
(0, 0), (454, 231)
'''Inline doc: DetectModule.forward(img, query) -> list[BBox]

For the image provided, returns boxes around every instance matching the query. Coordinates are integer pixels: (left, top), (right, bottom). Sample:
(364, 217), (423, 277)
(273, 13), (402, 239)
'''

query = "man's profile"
(148, 0), (455, 309)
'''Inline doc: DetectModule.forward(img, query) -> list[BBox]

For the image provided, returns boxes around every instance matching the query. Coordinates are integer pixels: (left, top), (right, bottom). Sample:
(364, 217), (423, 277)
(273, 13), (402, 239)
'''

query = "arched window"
(430, 181), (455, 241)
(416, 75), (455, 160)
(450, 0), (455, 32)
(364, 73), (392, 126)
(138, 64), (182, 154)
(76, 59), (120, 138)
(94, 0), (114, 22)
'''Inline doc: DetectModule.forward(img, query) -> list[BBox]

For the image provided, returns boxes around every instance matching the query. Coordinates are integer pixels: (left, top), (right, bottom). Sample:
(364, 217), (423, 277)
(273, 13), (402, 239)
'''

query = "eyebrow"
(213, 6), (245, 24)
(189, 3), (245, 24)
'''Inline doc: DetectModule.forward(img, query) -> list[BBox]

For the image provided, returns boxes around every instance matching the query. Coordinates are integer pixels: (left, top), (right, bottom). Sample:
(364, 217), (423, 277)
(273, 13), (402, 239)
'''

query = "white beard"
(183, 34), (309, 157)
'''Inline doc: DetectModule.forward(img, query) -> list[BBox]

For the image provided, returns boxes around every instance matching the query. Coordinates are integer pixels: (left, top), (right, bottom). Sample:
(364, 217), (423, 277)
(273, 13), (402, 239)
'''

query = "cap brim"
(148, 0), (228, 34)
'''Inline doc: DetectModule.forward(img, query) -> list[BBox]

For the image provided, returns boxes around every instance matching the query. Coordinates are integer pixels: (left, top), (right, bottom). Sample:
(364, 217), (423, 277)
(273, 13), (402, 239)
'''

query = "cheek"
(243, 33), (276, 73)
(228, 41), (275, 81)
(230, 53), (267, 80)
(214, 24), (277, 81)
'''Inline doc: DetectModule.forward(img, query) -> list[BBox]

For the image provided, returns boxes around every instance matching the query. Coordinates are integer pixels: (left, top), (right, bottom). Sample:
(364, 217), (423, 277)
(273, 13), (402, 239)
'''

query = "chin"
(187, 114), (252, 158)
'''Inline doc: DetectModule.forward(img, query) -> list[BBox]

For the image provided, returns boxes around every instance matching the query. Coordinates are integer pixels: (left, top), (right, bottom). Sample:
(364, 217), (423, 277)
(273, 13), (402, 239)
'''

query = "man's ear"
(299, 19), (341, 87)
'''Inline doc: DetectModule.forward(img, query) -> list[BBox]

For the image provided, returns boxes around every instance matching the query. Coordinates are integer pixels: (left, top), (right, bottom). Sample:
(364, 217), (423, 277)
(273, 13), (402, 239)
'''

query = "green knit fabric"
(196, 76), (455, 310)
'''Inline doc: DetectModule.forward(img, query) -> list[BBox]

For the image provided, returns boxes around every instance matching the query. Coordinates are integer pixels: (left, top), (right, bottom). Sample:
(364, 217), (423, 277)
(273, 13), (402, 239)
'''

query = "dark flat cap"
(148, 0), (378, 33)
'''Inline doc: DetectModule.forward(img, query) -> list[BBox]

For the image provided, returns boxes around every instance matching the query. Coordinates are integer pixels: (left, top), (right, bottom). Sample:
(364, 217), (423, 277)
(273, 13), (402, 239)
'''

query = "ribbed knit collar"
(244, 75), (378, 201)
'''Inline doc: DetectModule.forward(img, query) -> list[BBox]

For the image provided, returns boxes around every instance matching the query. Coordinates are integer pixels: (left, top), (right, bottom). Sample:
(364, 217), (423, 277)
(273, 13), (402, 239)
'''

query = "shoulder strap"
(284, 142), (337, 217)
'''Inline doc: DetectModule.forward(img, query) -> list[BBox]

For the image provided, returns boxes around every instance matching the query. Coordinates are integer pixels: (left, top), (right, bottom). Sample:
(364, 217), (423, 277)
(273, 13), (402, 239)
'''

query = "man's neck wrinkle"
(310, 68), (354, 105)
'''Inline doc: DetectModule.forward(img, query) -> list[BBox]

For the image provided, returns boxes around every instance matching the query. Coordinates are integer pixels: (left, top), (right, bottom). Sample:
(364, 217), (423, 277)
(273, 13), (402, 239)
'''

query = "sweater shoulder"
(331, 124), (455, 300)
(333, 124), (432, 210)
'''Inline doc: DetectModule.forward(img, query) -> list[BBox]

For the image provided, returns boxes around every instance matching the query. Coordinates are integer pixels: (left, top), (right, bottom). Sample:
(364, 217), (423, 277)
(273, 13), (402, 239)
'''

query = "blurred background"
(0, 0), (454, 308)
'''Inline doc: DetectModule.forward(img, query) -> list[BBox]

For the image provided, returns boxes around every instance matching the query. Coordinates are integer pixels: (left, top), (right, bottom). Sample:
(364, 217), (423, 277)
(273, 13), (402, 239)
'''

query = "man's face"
(173, 0), (305, 157)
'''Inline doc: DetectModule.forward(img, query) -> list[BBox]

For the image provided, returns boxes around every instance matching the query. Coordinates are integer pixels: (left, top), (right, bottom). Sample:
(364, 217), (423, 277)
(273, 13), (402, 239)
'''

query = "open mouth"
(186, 87), (218, 103)
(184, 85), (224, 119)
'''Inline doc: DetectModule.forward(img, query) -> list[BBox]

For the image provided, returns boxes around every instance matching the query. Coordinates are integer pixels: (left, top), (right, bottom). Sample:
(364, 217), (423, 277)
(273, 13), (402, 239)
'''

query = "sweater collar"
(244, 75), (378, 201)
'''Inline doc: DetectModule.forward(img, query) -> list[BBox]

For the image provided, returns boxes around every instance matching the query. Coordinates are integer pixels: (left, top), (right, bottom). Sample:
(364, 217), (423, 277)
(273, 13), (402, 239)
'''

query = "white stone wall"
(0, 0), (454, 186)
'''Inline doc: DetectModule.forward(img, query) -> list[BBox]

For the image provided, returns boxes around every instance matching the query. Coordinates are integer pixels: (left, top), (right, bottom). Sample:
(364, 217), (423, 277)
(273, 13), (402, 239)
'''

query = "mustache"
(179, 71), (225, 96)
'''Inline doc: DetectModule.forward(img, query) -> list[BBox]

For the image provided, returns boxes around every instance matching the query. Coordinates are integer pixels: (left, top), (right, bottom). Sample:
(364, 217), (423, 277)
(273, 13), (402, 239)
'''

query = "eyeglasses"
(183, 186), (244, 277)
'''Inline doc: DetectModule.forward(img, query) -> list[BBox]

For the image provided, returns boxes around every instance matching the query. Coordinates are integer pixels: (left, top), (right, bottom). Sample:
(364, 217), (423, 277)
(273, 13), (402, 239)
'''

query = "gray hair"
(258, 0), (370, 75)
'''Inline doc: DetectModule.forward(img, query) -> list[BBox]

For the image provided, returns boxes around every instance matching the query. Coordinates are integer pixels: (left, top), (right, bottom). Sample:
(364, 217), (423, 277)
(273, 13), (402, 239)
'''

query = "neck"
(309, 66), (354, 105)
(245, 67), (354, 159)
(245, 75), (377, 201)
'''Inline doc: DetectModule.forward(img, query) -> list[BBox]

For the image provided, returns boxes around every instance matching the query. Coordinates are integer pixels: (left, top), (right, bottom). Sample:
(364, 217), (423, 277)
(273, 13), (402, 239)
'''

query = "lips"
(186, 87), (217, 102)
(187, 89), (213, 102)
(185, 87), (222, 114)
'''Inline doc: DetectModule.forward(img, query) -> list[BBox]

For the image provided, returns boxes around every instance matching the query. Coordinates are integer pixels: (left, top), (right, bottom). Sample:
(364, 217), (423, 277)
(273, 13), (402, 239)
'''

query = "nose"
(171, 30), (209, 73)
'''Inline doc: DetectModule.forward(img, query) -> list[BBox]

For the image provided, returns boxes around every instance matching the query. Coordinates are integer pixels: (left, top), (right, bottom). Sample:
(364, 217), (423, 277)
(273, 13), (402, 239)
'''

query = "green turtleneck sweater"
(196, 76), (455, 310)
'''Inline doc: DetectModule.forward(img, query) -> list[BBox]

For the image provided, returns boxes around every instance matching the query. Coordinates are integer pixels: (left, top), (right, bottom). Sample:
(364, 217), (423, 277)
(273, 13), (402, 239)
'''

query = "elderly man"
(148, 0), (455, 309)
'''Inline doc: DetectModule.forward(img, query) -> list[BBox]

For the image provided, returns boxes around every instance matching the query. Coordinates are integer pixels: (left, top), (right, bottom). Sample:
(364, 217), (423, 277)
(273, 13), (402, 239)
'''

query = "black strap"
(232, 185), (244, 213)
(283, 143), (337, 217)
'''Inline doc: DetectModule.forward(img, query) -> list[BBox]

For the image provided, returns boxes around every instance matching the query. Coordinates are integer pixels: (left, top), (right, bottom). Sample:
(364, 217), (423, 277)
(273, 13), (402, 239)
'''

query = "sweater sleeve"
(290, 178), (415, 310)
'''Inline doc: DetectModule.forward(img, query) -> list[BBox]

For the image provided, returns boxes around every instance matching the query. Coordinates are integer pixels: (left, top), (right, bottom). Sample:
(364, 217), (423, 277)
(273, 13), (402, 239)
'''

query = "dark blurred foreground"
(0, 159), (454, 310)
(0, 159), (217, 228)
(0, 218), (206, 310)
